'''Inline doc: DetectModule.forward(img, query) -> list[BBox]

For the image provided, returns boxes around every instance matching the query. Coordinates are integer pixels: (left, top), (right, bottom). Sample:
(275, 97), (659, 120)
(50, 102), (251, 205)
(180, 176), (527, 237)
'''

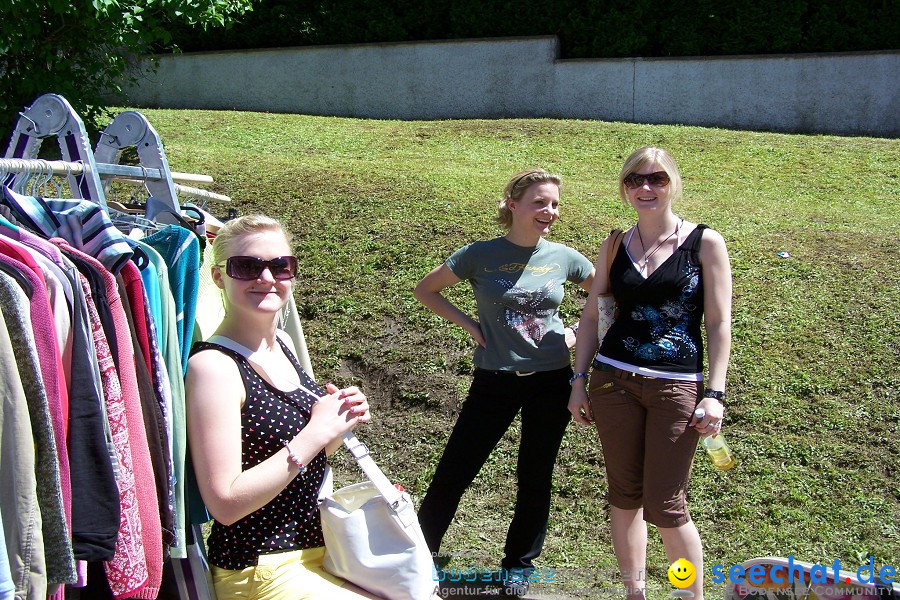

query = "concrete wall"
(124, 36), (899, 137)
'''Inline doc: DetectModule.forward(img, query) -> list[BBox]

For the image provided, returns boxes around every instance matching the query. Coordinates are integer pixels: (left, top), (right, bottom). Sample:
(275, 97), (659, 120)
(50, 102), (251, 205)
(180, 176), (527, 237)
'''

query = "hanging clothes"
(0, 102), (227, 598)
(0, 288), (47, 600)
(134, 241), (188, 555)
(0, 251), (75, 586)
(118, 264), (176, 553)
(55, 240), (165, 599)
(0, 188), (133, 275)
(73, 264), (149, 597)
(4, 226), (120, 563)
(143, 225), (199, 377)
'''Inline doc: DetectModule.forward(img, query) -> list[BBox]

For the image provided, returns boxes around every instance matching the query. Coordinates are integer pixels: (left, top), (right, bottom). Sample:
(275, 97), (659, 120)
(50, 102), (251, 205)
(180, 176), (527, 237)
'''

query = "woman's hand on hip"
(564, 326), (577, 349)
(463, 318), (487, 348)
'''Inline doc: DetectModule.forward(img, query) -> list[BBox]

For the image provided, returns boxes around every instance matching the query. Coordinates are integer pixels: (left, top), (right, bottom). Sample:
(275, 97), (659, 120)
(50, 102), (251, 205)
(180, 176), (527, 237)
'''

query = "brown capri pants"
(588, 366), (701, 528)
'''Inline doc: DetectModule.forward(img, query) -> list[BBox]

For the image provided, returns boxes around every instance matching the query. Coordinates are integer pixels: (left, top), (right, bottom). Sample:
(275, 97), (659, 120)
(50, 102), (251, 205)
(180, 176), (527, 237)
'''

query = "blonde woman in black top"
(186, 214), (380, 599)
(568, 148), (732, 600)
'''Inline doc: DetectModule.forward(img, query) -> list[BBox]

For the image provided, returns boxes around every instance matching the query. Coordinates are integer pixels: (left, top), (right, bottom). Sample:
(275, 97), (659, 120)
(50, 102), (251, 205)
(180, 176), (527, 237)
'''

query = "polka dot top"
(192, 337), (327, 569)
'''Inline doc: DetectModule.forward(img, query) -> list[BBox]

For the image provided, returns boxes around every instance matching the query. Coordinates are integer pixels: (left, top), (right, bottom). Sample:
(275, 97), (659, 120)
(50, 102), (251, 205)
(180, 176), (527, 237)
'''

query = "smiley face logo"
(668, 558), (697, 588)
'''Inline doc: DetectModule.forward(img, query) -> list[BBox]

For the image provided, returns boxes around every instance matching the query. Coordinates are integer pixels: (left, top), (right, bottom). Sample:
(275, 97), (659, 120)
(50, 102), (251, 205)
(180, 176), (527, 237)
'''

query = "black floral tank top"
(600, 225), (707, 374)
(191, 337), (327, 569)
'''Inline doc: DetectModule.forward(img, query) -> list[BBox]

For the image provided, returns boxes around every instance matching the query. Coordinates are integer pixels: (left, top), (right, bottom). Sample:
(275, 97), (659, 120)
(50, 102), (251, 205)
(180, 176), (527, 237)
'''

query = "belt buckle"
(348, 442), (369, 459)
(515, 371), (536, 377)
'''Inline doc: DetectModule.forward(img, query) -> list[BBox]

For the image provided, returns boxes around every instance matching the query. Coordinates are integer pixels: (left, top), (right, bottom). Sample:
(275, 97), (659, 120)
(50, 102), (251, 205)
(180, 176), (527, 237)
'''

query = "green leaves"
(0, 0), (253, 143)
(165, 0), (899, 59)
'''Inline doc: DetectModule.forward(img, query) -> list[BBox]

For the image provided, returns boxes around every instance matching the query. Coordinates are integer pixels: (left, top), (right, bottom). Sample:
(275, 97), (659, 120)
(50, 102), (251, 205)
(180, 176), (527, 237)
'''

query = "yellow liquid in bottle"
(707, 445), (736, 471)
(695, 409), (736, 471)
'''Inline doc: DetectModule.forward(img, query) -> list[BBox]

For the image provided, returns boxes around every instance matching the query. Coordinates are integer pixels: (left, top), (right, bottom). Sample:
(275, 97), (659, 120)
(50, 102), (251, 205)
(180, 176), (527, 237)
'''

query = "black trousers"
(417, 366), (572, 572)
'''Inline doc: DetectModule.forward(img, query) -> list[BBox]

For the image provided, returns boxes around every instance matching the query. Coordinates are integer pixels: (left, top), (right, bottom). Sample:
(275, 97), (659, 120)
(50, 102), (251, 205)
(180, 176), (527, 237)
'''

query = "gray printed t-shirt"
(446, 237), (592, 372)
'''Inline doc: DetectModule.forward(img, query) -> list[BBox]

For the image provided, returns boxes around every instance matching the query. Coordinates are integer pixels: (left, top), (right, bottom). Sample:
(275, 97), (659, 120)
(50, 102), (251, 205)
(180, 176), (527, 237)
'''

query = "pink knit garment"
(77, 271), (150, 596)
(0, 239), (72, 526)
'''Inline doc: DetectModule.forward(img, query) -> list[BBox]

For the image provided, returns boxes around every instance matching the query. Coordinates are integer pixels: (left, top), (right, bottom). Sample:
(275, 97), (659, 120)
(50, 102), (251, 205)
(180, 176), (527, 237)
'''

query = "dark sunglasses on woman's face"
(623, 171), (671, 189)
(222, 255), (298, 280)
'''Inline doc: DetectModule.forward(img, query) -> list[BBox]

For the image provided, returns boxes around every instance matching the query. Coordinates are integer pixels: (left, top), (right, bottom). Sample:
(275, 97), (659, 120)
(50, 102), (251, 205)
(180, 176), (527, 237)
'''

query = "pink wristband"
(284, 440), (307, 474)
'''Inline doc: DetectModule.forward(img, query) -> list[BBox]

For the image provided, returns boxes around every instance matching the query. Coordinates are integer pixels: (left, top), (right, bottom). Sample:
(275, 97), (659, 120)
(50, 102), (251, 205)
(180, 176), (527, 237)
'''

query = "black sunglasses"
(623, 171), (671, 189)
(222, 255), (298, 281)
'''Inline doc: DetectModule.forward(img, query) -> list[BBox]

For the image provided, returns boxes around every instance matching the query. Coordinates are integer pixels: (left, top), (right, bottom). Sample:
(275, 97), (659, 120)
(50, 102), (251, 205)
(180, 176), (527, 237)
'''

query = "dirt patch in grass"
(325, 316), (471, 416)
(333, 354), (462, 414)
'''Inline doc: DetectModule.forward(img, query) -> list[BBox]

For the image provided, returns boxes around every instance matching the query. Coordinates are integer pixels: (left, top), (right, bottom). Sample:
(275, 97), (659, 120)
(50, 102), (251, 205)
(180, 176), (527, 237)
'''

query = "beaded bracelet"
(283, 440), (307, 474)
(568, 371), (590, 386)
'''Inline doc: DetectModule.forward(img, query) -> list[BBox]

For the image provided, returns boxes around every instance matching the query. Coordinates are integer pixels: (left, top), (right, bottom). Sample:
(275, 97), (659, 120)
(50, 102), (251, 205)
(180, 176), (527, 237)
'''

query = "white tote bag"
(203, 335), (435, 599)
(320, 434), (437, 600)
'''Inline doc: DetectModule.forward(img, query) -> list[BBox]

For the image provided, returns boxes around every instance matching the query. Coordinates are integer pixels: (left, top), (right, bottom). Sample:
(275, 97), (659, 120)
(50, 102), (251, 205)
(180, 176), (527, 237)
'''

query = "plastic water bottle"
(693, 407), (736, 471)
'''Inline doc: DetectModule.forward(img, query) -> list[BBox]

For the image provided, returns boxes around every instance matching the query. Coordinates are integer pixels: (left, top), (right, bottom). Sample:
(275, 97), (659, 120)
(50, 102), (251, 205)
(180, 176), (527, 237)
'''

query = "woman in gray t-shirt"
(414, 168), (594, 596)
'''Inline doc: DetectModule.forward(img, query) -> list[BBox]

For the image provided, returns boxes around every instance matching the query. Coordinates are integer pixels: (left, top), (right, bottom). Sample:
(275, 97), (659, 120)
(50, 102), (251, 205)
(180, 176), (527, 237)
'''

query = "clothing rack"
(0, 158), (213, 185)
(0, 93), (329, 600)
(3, 93), (229, 214)
(4, 94), (106, 205)
(94, 109), (179, 212)
(113, 177), (230, 204)
(0, 160), (231, 204)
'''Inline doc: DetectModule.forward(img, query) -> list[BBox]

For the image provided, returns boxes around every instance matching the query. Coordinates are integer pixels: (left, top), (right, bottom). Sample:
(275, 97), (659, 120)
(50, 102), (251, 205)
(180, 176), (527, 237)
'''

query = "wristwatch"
(703, 388), (725, 402)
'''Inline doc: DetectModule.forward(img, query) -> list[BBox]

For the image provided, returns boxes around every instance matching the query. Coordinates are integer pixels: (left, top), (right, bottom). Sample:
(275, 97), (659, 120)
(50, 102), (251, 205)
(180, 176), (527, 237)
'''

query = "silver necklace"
(635, 219), (682, 273)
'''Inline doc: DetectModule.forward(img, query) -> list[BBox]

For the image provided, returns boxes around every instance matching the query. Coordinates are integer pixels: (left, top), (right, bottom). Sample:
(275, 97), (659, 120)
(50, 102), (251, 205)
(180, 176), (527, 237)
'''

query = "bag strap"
(340, 432), (406, 509)
(207, 331), (316, 388)
(207, 331), (296, 369)
(206, 334), (259, 361)
(207, 335), (406, 510)
(605, 229), (624, 284)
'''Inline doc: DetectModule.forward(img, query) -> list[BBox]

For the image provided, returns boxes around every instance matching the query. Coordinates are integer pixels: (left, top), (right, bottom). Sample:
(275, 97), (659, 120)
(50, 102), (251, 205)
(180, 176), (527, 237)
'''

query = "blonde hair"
(617, 147), (683, 205)
(212, 214), (292, 266)
(496, 168), (562, 229)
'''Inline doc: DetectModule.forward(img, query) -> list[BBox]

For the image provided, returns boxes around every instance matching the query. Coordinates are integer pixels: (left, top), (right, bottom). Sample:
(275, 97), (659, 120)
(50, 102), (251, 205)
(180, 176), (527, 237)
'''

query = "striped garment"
(1, 187), (133, 275)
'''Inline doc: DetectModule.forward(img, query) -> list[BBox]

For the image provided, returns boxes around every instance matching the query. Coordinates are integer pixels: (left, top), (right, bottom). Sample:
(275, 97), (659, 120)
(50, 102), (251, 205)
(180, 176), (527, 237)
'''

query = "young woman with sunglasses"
(414, 168), (595, 596)
(185, 214), (380, 599)
(567, 147), (732, 599)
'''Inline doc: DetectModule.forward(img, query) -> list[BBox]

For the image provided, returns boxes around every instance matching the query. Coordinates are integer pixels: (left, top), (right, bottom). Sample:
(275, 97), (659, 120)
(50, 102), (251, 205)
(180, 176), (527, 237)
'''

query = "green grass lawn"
(137, 109), (899, 598)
